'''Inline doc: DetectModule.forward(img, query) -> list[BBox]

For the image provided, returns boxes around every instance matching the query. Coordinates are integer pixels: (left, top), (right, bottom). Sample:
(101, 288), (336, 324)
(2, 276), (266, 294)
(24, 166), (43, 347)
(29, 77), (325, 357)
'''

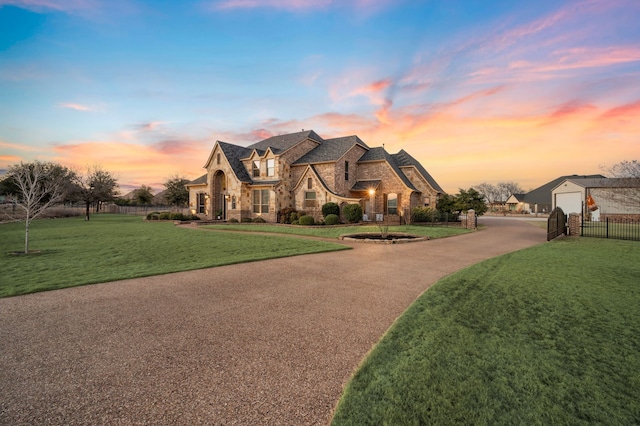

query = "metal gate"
(547, 207), (566, 241)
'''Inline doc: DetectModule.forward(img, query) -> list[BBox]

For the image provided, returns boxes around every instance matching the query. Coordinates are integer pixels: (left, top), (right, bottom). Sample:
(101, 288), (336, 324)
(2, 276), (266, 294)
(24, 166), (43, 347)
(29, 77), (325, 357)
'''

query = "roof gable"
(293, 135), (368, 165)
(358, 147), (418, 191)
(217, 141), (253, 183)
(392, 149), (445, 194)
(247, 130), (323, 153)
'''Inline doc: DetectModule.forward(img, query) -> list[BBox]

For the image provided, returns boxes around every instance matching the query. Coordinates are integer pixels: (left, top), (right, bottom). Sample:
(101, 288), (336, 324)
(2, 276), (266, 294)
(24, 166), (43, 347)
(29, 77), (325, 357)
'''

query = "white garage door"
(555, 192), (582, 214)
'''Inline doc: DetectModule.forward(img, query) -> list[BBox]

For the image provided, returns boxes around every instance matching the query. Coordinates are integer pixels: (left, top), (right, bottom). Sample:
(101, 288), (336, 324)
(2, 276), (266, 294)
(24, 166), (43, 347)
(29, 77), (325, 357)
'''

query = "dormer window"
(267, 159), (275, 177)
(252, 160), (260, 177)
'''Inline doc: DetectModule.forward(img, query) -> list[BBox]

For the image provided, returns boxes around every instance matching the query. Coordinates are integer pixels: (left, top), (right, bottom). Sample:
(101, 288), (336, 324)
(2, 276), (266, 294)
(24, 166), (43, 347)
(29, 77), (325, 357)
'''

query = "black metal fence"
(582, 217), (640, 241)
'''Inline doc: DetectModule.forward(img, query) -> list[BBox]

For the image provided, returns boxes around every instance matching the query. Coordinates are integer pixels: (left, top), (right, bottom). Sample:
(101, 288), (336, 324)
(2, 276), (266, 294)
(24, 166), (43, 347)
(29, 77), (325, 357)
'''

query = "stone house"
(186, 130), (445, 223)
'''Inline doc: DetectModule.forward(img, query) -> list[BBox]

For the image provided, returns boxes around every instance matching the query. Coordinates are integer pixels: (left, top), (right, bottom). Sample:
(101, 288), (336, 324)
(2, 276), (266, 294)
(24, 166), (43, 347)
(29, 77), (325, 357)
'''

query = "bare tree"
(6, 161), (72, 253)
(603, 160), (640, 178)
(597, 160), (640, 211)
(496, 181), (524, 201)
(474, 183), (501, 209)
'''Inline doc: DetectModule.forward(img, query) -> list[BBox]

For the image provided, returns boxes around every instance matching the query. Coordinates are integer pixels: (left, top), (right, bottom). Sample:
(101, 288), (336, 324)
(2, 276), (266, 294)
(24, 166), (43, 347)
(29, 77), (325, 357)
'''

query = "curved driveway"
(0, 217), (545, 425)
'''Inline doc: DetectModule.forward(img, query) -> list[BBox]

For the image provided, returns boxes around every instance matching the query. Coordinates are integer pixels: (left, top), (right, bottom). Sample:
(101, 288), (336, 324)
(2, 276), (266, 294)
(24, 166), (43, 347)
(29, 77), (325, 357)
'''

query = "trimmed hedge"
(146, 212), (200, 221)
(324, 214), (339, 225)
(298, 215), (315, 226)
(322, 202), (340, 217)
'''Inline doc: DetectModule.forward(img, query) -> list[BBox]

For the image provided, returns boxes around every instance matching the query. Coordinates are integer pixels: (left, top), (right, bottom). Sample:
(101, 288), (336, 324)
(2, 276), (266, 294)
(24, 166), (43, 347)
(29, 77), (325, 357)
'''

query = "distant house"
(505, 193), (527, 212)
(513, 174), (606, 214)
(186, 130), (445, 222)
(552, 177), (640, 220)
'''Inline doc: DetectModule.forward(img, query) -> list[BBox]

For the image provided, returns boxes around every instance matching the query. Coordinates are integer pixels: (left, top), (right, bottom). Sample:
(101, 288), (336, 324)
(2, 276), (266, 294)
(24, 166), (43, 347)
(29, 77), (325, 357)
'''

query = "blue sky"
(1, 0), (639, 193)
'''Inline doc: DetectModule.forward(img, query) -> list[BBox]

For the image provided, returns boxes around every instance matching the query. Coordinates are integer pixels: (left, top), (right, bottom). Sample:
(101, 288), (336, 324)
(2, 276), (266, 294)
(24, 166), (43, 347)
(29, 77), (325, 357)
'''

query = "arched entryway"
(212, 170), (227, 220)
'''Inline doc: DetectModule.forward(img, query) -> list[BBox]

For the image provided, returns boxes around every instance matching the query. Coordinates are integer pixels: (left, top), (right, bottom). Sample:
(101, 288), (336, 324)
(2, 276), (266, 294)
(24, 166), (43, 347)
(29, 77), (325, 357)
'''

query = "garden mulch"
(0, 217), (545, 425)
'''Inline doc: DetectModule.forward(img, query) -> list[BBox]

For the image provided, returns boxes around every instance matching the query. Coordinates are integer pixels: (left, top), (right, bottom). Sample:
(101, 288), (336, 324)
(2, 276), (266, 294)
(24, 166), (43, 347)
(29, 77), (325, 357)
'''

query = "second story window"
(267, 159), (275, 177)
(217, 153), (221, 165)
(345, 161), (349, 180)
(307, 178), (312, 190)
(252, 160), (260, 177)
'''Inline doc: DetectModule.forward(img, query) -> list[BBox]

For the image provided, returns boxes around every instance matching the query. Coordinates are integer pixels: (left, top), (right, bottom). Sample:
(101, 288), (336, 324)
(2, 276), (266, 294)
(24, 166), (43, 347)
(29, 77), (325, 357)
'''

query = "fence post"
(568, 213), (581, 236)
(466, 209), (477, 230)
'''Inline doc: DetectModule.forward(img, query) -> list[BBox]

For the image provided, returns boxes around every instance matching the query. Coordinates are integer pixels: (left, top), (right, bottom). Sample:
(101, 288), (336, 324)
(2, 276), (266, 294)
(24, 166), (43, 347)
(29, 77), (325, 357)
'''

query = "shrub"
(412, 206), (436, 223)
(241, 217), (253, 223)
(146, 212), (160, 220)
(279, 207), (297, 224)
(298, 215), (315, 226)
(189, 215), (200, 221)
(322, 202), (339, 217)
(343, 204), (363, 223)
(158, 212), (171, 220)
(253, 217), (266, 223)
(291, 219), (299, 225)
(169, 212), (187, 221)
(228, 218), (239, 223)
(325, 214), (339, 225)
(289, 211), (299, 223)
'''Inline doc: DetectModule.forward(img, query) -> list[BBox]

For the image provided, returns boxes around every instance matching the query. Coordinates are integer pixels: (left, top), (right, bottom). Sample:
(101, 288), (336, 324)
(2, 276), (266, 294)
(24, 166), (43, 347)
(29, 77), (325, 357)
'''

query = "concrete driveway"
(0, 218), (545, 425)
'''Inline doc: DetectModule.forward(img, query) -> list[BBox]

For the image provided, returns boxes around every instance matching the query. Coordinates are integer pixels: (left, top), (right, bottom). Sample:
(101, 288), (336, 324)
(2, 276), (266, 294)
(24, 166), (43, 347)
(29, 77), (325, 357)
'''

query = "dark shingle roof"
(525, 174), (605, 205)
(247, 130), (323, 154)
(293, 135), (368, 165)
(358, 147), (417, 191)
(561, 177), (640, 189)
(509, 193), (527, 202)
(392, 149), (445, 194)
(351, 180), (382, 192)
(218, 141), (253, 183)
(188, 174), (207, 185)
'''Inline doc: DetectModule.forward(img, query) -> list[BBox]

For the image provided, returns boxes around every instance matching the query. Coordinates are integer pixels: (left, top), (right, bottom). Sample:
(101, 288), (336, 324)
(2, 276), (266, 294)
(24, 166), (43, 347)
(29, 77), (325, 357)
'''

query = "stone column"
(466, 209), (477, 230)
(568, 213), (581, 236)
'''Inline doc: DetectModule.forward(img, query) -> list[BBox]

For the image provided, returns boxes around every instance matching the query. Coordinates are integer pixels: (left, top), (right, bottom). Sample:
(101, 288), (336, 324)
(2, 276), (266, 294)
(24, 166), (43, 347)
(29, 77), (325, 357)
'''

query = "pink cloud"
(57, 102), (94, 112)
(545, 100), (598, 123)
(599, 100), (640, 121)
(207, 0), (396, 12)
(210, 0), (332, 11)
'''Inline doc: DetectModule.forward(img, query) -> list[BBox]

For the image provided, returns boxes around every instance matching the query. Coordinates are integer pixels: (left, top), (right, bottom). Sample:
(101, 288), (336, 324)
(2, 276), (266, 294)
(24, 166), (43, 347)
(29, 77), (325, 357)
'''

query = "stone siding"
(356, 161), (413, 216)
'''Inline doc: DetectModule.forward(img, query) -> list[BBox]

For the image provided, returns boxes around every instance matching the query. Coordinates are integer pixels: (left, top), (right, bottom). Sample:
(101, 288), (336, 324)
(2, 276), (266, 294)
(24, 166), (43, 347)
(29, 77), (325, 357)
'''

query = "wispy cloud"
(57, 102), (95, 112)
(0, 140), (41, 151)
(209, 0), (332, 11)
(0, 0), (99, 14)
(137, 121), (168, 131)
(206, 0), (396, 13)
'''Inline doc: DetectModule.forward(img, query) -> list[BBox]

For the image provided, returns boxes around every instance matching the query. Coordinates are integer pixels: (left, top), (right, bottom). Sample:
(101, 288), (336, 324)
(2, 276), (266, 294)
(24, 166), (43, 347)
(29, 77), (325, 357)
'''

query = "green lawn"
(202, 223), (471, 239)
(332, 238), (640, 425)
(0, 215), (349, 297)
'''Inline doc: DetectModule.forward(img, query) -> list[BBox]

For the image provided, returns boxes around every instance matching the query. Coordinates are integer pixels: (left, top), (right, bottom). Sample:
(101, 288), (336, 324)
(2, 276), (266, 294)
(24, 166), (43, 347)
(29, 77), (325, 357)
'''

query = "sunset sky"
(1, 0), (639, 194)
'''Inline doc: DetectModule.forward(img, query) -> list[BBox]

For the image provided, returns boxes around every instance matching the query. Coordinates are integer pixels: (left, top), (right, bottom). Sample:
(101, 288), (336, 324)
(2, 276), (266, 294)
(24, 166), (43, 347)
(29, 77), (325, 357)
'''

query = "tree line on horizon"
(0, 161), (191, 253)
